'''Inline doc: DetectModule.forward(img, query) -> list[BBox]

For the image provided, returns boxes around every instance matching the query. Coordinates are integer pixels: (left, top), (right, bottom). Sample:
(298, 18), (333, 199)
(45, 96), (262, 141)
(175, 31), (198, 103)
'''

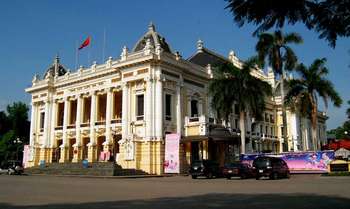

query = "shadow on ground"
(1, 193), (349, 209)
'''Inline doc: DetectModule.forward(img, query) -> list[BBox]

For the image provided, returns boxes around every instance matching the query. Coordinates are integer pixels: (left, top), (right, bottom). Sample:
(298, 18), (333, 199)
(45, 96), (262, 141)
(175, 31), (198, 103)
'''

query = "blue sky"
(0, 0), (349, 129)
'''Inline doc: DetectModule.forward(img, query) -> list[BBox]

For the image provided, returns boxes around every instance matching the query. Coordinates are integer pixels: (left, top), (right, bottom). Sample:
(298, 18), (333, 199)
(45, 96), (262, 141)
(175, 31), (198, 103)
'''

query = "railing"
(80, 123), (90, 128)
(111, 118), (122, 124)
(184, 115), (215, 136)
(67, 125), (76, 129)
(95, 121), (106, 126)
(55, 126), (63, 131)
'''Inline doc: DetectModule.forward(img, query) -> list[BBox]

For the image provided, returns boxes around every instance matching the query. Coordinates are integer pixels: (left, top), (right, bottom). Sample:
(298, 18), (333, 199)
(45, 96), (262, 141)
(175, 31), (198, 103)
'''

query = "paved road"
(0, 174), (349, 209)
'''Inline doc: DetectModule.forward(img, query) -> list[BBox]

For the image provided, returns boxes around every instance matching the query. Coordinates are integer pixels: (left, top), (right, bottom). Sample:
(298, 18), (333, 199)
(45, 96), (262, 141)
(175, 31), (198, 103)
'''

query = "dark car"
(7, 160), (24, 175)
(189, 160), (221, 179)
(223, 162), (255, 179)
(253, 156), (290, 180)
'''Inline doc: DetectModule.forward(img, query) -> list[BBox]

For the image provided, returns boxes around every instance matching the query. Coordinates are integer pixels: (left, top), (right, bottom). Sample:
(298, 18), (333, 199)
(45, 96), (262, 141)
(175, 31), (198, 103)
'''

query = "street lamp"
(13, 138), (23, 161)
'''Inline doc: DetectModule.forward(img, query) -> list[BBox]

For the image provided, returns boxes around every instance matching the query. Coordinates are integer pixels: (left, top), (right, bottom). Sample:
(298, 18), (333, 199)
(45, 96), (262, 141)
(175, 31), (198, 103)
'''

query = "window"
(165, 94), (172, 121)
(234, 104), (239, 115)
(136, 94), (144, 120)
(190, 100), (198, 117)
(235, 119), (238, 129)
(40, 112), (45, 131)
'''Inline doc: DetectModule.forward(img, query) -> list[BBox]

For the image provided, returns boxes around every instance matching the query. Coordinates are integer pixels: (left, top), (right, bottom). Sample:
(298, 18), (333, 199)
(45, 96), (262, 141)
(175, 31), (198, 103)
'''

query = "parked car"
(6, 160), (24, 175)
(190, 160), (221, 179)
(253, 156), (290, 180)
(223, 162), (255, 179)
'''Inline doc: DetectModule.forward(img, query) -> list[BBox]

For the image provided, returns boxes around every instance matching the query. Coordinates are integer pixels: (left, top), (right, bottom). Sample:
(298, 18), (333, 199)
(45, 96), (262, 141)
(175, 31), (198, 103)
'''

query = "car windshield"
(192, 161), (203, 167)
(253, 158), (271, 167)
(224, 163), (240, 168)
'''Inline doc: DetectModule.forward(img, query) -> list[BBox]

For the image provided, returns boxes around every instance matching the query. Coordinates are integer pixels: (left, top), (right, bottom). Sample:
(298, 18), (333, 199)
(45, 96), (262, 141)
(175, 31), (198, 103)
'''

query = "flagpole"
(87, 36), (91, 66)
(102, 28), (106, 63)
(75, 40), (79, 70)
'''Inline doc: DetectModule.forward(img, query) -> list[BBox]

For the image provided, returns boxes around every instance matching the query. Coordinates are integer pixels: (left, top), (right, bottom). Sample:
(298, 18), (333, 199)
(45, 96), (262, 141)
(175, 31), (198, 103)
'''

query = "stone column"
(43, 100), (51, 147)
(29, 103), (37, 147)
(122, 83), (129, 139)
(104, 88), (113, 151)
(176, 83), (182, 135)
(198, 99), (203, 117)
(73, 95), (82, 162)
(155, 75), (163, 140)
(88, 91), (97, 162)
(49, 101), (57, 148)
(60, 97), (70, 163)
(145, 77), (153, 140)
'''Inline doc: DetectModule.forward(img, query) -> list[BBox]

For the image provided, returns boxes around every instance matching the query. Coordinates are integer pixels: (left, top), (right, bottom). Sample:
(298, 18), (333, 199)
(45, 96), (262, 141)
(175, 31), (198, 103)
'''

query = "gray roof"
(132, 23), (172, 53)
(187, 47), (228, 67)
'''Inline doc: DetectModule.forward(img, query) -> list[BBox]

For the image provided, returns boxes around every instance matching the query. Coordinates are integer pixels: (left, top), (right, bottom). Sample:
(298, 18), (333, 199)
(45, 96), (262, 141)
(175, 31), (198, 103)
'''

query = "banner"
(164, 133), (180, 173)
(241, 151), (335, 173)
(22, 145), (30, 168)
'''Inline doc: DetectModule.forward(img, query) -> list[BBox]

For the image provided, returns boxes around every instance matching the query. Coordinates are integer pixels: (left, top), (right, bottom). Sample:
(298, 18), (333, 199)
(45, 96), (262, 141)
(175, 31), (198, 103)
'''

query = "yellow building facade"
(25, 23), (327, 174)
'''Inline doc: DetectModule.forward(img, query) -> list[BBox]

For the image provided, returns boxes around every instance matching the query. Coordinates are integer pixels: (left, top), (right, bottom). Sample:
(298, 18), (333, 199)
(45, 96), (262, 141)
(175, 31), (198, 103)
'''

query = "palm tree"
(209, 58), (272, 154)
(285, 58), (342, 150)
(255, 30), (302, 151)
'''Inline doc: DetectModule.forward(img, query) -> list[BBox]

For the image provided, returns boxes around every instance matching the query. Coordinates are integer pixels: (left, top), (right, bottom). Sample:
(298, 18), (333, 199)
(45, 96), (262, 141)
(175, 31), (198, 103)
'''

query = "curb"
(24, 173), (174, 179)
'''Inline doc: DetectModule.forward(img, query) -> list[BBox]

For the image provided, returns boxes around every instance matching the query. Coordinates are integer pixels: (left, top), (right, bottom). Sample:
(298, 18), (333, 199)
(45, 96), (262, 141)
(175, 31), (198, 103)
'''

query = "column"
(43, 100), (51, 147)
(72, 95), (82, 162)
(88, 91), (97, 162)
(122, 83), (129, 139)
(155, 75), (163, 140)
(176, 83), (182, 135)
(60, 97), (69, 163)
(29, 103), (37, 147)
(198, 99), (203, 116)
(90, 92), (97, 144)
(76, 95), (82, 146)
(49, 101), (57, 148)
(145, 78), (153, 139)
(105, 88), (113, 145)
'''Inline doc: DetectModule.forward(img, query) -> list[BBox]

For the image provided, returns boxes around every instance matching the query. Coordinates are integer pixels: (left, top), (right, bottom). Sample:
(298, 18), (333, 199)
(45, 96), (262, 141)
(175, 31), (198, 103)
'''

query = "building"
(25, 23), (327, 174)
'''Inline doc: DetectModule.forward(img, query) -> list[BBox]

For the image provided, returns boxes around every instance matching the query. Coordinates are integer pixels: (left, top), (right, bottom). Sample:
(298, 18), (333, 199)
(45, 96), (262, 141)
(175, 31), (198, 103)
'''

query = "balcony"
(184, 115), (214, 136)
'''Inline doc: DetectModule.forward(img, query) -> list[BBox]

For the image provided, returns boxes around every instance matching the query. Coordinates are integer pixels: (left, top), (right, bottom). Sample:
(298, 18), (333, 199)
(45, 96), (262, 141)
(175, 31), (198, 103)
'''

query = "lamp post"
(13, 138), (23, 161)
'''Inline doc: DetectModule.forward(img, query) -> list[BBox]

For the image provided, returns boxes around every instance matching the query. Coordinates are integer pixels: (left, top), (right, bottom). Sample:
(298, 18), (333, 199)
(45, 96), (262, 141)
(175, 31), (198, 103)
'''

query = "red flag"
(78, 36), (91, 50)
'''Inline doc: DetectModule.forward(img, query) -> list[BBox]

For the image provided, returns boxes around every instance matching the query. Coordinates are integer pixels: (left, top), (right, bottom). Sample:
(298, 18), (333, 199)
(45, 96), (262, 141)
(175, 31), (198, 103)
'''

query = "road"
(0, 174), (349, 209)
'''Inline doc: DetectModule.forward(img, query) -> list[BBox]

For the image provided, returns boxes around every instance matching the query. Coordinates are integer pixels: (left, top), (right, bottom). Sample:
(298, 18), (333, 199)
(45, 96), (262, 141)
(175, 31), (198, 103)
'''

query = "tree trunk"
(280, 71), (288, 151)
(310, 102), (318, 151)
(239, 111), (246, 154)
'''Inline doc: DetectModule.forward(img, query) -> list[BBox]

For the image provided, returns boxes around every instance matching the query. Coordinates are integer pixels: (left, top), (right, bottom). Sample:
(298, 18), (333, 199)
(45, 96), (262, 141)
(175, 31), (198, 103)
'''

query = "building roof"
(43, 55), (67, 78)
(187, 40), (229, 67)
(131, 22), (172, 53)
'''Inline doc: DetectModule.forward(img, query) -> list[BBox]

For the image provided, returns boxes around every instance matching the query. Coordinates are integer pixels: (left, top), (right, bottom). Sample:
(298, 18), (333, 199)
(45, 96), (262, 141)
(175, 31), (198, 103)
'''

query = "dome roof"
(43, 55), (67, 78)
(131, 23), (172, 53)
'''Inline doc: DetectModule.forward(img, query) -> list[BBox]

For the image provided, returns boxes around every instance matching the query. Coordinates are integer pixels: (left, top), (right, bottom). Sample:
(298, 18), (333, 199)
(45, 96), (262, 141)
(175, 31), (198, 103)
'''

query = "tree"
(209, 58), (272, 154)
(225, 0), (350, 47)
(255, 30), (303, 151)
(285, 58), (342, 150)
(0, 102), (30, 164)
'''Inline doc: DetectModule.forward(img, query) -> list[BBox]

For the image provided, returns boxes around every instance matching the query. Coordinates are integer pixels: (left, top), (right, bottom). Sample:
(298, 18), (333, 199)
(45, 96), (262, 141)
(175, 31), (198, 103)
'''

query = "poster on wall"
(164, 133), (180, 173)
(22, 145), (30, 168)
(240, 150), (335, 173)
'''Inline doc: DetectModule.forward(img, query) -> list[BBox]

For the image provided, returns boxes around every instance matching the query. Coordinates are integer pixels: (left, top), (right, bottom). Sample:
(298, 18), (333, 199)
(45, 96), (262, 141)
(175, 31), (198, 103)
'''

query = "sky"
(0, 0), (349, 129)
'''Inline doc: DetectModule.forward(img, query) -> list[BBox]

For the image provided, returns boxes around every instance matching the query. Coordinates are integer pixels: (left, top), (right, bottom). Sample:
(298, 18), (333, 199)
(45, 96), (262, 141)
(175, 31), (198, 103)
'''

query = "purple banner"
(240, 151), (335, 173)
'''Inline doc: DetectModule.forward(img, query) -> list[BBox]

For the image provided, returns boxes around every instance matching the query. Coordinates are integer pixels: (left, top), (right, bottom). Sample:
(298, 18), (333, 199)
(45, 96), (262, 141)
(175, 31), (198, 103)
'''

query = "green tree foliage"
(225, 0), (350, 47)
(209, 58), (272, 153)
(285, 58), (342, 149)
(328, 101), (350, 139)
(0, 102), (30, 164)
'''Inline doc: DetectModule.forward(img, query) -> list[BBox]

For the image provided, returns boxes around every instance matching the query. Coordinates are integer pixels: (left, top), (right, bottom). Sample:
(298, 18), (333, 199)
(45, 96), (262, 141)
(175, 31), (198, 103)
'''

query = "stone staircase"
(25, 162), (149, 176)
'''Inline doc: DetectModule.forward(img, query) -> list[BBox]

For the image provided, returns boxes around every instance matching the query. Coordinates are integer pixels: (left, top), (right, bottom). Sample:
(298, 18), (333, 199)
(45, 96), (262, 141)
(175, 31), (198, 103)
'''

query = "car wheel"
(256, 176), (260, 180)
(206, 172), (213, 179)
(191, 175), (197, 179)
(285, 171), (291, 179)
(270, 172), (278, 180)
(240, 173), (247, 179)
(226, 176), (231, 180)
